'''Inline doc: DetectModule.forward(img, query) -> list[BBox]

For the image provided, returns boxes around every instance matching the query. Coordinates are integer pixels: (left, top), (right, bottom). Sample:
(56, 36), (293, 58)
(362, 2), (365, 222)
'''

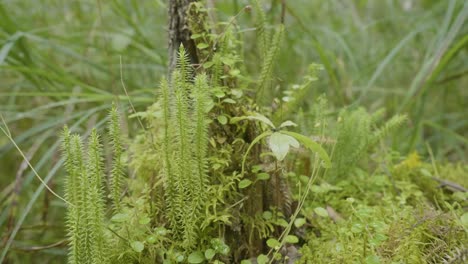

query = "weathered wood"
(168, 0), (199, 74)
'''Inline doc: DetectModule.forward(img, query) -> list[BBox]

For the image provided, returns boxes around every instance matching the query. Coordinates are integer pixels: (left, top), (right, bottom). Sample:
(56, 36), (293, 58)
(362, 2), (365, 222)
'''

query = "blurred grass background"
(0, 0), (466, 262)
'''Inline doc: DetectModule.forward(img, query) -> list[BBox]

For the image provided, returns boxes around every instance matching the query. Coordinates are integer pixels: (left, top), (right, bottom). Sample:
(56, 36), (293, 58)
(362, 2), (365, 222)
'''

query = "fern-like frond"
(69, 134), (93, 264)
(257, 24), (284, 103)
(160, 77), (179, 230)
(62, 127), (110, 264)
(173, 72), (193, 242)
(332, 108), (371, 178)
(61, 126), (78, 264)
(177, 44), (192, 83)
(253, 0), (270, 60)
(61, 126), (79, 207)
(371, 114), (407, 146)
(193, 74), (210, 195)
(86, 129), (109, 264)
(108, 103), (125, 212)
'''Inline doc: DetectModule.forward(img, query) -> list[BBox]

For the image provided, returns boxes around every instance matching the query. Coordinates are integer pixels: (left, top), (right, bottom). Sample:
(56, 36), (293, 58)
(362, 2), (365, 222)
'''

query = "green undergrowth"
(1, 1), (467, 263)
(298, 153), (468, 264)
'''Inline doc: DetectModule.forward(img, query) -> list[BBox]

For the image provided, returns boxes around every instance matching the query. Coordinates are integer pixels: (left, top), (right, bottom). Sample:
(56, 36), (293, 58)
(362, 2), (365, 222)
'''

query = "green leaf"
(146, 235), (157, 244)
(175, 253), (185, 262)
(203, 61), (214, 68)
(231, 89), (243, 98)
(276, 218), (289, 227)
(139, 216), (151, 225)
(197, 42), (209, 49)
(279, 120), (297, 128)
(188, 251), (205, 263)
(111, 213), (129, 222)
(229, 68), (240, 76)
(314, 207), (328, 217)
(191, 33), (203, 39)
(213, 89), (225, 98)
(256, 172), (270, 180)
(461, 212), (468, 227)
(222, 98), (236, 104)
(155, 226), (168, 236)
(238, 179), (252, 189)
(257, 254), (269, 264)
(284, 235), (298, 244)
(268, 132), (299, 161)
(266, 238), (281, 248)
(217, 115), (228, 125)
(294, 218), (306, 228)
(240, 260), (252, 264)
(280, 131), (331, 168)
(230, 113), (275, 128)
(262, 211), (273, 220)
(130, 241), (144, 253)
(205, 249), (216, 260)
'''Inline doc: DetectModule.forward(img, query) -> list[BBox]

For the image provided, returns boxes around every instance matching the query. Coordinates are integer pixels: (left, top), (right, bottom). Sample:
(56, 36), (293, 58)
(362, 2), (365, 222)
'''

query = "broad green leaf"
(205, 249), (216, 260)
(240, 260), (252, 264)
(256, 172), (270, 180)
(280, 131), (331, 168)
(257, 254), (269, 264)
(268, 132), (299, 161)
(197, 42), (209, 49)
(266, 238), (281, 248)
(284, 235), (299, 244)
(294, 218), (306, 228)
(238, 179), (252, 189)
(314, 207), (328, 217)
(188, 251), (205, 263)
(217, 115), (228, 125)
(130, 241), (144, 253)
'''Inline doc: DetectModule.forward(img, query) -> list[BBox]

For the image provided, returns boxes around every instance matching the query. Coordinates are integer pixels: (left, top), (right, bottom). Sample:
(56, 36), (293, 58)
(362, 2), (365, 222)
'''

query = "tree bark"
(168, 0), (199, 75)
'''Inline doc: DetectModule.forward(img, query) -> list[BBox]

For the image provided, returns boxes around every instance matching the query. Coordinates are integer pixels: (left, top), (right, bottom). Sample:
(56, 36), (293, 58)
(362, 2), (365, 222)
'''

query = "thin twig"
(0, 115), (70, 206)
(11, 239), (68, 252)
(119, 56), (145, 131)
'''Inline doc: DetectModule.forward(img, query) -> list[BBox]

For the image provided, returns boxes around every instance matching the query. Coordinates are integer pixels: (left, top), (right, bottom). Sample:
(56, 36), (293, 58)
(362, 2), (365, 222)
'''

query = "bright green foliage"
(257, 25), (284, 103)
(297, 153), (468, 264)
(252, 1), (285, 104)
(253, 0), (270, 60)
(86, 130), (108, 264)
(4, 1), (467, 263)
(61, 128), (109, 264)
(192, 74), (210, 206)
(160, 46), (211, 249)
(331, 107), (406, 179)
(108, 103), (125, 212)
